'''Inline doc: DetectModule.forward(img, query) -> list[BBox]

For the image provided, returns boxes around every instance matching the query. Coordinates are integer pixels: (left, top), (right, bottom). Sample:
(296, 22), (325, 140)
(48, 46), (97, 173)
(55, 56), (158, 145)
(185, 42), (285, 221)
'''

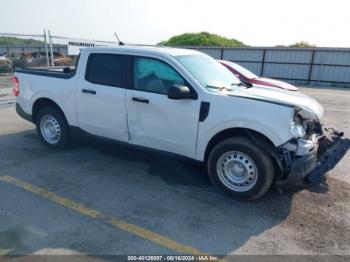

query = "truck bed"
(15, 67), (76, 79)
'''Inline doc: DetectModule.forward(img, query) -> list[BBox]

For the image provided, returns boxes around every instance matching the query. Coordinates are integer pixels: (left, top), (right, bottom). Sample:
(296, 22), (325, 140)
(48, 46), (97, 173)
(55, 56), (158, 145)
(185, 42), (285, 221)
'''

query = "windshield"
(225, 61), (258, 79)
(175, 54), (240, 90)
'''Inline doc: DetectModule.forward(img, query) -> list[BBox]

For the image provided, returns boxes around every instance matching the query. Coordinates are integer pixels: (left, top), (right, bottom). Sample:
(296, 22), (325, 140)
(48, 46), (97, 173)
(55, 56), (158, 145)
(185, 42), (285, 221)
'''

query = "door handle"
(82, 89), (96, 95)
(132, 97), (149, 104)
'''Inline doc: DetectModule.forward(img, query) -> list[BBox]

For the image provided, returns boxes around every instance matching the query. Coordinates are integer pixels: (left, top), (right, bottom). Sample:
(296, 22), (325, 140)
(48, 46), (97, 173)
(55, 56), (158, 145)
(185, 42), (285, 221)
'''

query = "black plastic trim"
(289, 151), (317, 177)
(15, 68), (75, 79)
(82, 89), (96, 95)
(16, 103), (33, 123)
(132, 97), (149, 103)
(199, 101), (210, 122)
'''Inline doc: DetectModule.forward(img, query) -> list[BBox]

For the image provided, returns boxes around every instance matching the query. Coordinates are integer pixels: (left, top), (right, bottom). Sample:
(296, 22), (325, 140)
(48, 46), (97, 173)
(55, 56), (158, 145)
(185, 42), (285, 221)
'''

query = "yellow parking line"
(0, 175), (203, 255)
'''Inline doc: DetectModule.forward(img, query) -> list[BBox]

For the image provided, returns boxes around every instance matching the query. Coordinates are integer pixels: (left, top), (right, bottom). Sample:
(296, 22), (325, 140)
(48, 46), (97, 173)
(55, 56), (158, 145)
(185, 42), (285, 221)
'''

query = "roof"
(82, 45), (200, 57)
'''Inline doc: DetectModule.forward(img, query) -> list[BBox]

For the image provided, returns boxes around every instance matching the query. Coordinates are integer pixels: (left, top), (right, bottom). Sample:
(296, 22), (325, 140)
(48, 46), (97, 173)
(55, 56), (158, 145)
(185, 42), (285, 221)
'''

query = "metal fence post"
(307, 50), (315, 86)
(44, 30), (50, 67)
(260, 49), (266, 76)
(220, 48), (224, 59)
(48, 30), (54, 67)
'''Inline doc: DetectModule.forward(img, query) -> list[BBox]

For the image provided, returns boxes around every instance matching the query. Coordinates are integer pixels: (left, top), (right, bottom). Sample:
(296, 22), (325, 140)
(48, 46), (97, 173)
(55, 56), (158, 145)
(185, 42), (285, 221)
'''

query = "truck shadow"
(76, 135), (350, 196)
(0, 130), (349, 256)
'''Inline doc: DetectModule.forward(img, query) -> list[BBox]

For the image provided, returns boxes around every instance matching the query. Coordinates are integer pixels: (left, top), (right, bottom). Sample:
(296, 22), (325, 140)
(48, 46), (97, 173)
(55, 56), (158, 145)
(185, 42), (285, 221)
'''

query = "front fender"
(196, 119), (293, 161)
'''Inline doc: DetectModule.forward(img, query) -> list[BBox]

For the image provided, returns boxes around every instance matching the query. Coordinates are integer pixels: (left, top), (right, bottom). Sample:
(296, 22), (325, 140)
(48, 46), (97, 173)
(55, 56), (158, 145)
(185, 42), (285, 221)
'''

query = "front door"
(126, 57), (200, 158)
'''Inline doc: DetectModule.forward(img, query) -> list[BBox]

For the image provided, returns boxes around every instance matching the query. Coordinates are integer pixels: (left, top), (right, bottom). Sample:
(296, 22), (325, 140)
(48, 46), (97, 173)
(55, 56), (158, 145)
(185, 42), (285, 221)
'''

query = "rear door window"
(85, 54), (123, 87)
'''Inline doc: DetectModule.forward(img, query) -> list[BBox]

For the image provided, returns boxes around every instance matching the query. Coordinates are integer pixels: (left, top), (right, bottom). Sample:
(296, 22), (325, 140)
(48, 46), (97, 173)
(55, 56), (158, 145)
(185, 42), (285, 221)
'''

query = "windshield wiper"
(236, 80), (253, 88)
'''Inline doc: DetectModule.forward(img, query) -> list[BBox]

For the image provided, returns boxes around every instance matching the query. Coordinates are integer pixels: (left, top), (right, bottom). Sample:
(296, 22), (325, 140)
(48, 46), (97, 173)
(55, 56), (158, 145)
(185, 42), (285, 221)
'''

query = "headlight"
(290, 121), (306, 138)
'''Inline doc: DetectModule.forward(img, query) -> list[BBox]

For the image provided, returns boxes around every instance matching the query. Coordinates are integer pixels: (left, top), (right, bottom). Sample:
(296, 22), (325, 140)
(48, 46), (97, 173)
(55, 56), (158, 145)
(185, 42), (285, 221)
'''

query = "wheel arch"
(204, 127), (283, 178)
(32, 97), (68, 125)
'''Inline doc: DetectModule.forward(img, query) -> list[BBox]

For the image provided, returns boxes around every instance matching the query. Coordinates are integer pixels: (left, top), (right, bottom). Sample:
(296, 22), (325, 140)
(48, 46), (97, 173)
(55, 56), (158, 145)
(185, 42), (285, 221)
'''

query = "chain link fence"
(0, 32), (49, 75)
(0, 31), (117, 102)
(0, 32), (48, 102)
(0, 31), (118, 75)
(48, 32), (118, 68)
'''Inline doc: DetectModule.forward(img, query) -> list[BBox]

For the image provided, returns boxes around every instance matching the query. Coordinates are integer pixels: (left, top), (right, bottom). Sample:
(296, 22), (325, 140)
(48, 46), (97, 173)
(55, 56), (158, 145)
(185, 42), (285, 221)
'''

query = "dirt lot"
(0, 76), (349, 259)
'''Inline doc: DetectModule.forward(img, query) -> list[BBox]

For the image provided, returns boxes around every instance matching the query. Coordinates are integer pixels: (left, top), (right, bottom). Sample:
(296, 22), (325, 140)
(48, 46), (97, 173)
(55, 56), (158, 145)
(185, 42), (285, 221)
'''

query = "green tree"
(159, 32), (246, 47)
(0, 36), (44, 46)
(289, 41), (316, 48)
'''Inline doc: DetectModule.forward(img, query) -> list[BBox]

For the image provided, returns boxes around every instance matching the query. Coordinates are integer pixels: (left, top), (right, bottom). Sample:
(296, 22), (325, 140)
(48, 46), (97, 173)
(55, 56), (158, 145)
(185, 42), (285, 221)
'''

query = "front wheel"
(35, 107), (70, 150)
(207, 137), (274, 200)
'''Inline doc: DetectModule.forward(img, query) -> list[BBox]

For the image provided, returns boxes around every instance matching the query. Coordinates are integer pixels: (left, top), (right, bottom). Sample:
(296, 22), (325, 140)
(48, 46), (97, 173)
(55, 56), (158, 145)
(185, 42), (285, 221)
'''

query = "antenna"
(114, 32), (125, 45)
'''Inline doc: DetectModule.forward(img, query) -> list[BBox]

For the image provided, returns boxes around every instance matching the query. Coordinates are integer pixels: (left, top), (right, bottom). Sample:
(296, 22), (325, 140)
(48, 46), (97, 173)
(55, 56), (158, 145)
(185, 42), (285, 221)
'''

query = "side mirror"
(167, 85), (194, 100)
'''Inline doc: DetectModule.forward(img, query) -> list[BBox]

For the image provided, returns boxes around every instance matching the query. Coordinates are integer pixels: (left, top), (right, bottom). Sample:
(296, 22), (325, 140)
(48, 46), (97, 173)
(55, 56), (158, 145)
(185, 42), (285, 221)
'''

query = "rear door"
(76, 53), (129, 141)
(125, 56), (200, 158)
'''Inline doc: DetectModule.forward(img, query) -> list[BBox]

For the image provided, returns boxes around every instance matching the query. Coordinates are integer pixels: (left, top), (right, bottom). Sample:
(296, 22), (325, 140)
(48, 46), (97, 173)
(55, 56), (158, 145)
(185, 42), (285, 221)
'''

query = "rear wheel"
(35, 107), (69, 150)
(207, 136), (274, 200)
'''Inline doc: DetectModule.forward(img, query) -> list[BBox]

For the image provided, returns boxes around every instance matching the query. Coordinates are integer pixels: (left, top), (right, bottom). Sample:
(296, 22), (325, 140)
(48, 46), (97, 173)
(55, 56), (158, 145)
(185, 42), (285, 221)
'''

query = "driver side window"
(133, 57), (185, 95)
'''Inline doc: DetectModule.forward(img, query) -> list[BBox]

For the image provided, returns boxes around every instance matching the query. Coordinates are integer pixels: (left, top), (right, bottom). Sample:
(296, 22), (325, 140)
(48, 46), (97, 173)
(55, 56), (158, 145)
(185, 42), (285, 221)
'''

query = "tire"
(207, 136), (274, 200)
(35, 107), (70, 150)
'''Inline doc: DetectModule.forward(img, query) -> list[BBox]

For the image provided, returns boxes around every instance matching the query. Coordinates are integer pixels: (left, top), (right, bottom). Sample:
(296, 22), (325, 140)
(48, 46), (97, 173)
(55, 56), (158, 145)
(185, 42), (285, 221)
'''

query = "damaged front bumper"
(289, 146), (317, 178)
(279, 127), (345, 182)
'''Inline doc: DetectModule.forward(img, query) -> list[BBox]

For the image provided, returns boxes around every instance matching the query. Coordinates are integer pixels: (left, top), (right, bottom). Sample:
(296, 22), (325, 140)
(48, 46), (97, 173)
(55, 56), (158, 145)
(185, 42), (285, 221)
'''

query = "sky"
(0, 0), (349, 47)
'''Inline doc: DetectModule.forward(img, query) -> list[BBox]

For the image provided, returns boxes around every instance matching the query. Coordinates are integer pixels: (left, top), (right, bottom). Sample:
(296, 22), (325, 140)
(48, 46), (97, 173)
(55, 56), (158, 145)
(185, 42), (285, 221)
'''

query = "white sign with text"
(67, 40), (95, 55)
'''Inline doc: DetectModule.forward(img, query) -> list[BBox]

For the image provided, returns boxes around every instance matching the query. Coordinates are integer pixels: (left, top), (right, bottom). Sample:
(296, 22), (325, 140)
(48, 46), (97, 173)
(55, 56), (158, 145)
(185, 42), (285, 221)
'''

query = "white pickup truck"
(14, 46), (325, 199)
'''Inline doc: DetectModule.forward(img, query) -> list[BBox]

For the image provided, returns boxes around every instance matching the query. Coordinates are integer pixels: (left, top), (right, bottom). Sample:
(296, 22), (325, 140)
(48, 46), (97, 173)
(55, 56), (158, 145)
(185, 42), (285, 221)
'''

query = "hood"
(252, 77), (299, 91)
(227, 85), (324, 119)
